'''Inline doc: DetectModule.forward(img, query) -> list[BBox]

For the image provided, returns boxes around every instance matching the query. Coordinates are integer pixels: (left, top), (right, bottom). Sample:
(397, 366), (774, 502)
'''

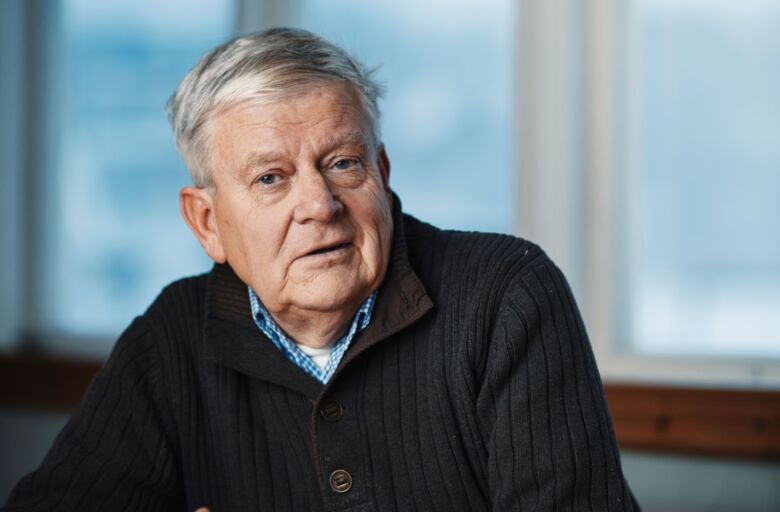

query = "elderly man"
(4, 28), (638, 511)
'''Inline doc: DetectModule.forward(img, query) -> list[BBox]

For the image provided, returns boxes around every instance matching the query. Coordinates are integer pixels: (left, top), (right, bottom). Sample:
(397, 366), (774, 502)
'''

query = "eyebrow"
(236, 130), (373, 181)
(320, 130), (372, 154)
(237, 151), (286, 182)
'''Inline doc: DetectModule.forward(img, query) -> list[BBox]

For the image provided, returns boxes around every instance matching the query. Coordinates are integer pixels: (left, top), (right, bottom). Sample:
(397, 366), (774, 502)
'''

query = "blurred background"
(0, 0), (778, 510)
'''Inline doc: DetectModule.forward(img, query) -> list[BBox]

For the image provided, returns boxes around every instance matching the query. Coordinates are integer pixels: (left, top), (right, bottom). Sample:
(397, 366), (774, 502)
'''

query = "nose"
(292, 170), (343, 224)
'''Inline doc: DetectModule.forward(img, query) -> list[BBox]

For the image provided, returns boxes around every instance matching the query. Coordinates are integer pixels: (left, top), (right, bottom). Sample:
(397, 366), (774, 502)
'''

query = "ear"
(180, 186), (227, 263)
(377, 143), (391, 191)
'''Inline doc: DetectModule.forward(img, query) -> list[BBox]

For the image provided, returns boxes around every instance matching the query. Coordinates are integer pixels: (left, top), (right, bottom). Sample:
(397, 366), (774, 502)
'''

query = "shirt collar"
(247, 287), (376, 383)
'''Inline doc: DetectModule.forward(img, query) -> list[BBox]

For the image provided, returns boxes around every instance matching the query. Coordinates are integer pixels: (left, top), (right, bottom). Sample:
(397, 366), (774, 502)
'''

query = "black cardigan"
(3, 206), (639, 511)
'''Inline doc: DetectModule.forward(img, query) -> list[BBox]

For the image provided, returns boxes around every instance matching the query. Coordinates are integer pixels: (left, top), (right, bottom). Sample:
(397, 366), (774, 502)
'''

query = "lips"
(300, 242), (352, 259)
(307, 243), (349, 256)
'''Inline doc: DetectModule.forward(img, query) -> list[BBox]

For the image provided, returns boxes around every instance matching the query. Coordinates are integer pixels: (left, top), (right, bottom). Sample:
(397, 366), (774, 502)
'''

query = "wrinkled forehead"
(216, 78), (372, 129)
(206, 83), (378, 180)
(210, 81), (376, 145)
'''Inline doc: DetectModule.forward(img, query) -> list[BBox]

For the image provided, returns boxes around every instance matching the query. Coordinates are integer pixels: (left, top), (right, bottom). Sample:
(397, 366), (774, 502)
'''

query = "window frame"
(0, 0), (26, 346)
(0, 0), (63, 350)
(517, 0), (780, 388)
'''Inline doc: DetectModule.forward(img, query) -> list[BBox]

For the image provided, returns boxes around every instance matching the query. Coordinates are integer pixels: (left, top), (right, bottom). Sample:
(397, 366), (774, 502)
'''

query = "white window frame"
(517, 0), (780, 388)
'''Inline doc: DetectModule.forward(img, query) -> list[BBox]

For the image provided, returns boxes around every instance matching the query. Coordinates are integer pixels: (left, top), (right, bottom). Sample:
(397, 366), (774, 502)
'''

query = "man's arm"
(476, 258), (639, 511)
(2, 317), (183, 511)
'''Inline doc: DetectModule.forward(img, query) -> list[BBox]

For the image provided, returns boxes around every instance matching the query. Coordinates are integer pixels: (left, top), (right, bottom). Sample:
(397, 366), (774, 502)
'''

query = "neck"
(270, 306), (357, 349)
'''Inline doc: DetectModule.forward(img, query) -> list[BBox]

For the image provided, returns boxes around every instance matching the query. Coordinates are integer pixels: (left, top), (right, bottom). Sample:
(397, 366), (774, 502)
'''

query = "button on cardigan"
(3, 199), (639, 511)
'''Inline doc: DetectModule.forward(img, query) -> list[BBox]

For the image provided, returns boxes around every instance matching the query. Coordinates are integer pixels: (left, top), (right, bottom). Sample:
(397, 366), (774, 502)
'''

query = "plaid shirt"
(247, 287), (377, 384)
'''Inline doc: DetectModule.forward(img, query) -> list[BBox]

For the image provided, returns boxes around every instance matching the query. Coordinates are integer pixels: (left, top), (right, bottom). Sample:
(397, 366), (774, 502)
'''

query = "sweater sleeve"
(2, 317), (183, 512)
(476, 258), (639, 512)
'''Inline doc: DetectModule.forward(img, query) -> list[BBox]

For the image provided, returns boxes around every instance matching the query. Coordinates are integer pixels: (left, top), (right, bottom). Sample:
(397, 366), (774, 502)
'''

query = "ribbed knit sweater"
(3, 204), (639, 511)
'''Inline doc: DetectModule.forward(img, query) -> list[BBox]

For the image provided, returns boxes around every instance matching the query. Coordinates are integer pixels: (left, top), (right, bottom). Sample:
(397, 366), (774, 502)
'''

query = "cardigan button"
(329, 469), (352, 493)
(320, 399), (343, 422)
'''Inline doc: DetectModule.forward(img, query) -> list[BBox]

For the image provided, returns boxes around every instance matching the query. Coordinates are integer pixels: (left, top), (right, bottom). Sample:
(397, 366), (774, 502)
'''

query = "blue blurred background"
(0, 0), (778, 510)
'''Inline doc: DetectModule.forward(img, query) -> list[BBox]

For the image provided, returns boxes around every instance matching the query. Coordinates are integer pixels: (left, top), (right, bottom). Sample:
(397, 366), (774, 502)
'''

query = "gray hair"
(166, 27), (384, 187)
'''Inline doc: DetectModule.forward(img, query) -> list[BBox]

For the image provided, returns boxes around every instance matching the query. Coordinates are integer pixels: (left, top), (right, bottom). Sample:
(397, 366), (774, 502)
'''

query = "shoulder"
(398, 214), (583, 383)
(106, 271), (212, 402)
(135, 270), (211, 343)
(146, 271), (209, 315)
(402, 213), (555, 299)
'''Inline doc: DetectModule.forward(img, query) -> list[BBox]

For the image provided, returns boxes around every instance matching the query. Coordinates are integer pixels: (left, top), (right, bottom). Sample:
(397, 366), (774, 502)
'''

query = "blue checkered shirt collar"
(247, 287), (377, 384)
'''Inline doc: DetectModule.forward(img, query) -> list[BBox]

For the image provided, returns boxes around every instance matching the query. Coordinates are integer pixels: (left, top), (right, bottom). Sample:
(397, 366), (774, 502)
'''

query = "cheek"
(244, 218), (287, 265)
(218, 204), (281, 266)
(349, 189), (393, 260)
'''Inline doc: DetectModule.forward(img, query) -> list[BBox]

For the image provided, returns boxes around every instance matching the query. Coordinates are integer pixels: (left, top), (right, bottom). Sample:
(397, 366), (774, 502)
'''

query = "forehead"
(213, 84), (372, 145)
(206, 84), (376, 184)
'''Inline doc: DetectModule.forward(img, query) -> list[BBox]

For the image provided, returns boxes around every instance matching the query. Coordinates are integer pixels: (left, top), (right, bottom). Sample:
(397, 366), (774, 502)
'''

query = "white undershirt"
(296, 344), (334, 373)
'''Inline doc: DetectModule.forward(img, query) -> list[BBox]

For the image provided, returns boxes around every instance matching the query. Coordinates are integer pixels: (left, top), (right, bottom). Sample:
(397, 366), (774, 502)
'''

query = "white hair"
(167, 27), (385, 187)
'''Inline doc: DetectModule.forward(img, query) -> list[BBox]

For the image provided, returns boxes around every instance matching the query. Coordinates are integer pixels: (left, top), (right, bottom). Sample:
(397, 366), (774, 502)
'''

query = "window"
(517, 0), (780, 386)
(3, 0), (778, 386)
(25, 0), (234, 353)
(624, 0), (780, 359)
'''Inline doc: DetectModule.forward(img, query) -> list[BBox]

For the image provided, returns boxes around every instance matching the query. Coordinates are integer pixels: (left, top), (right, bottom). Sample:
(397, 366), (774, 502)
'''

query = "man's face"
(197, 84), (393, 320)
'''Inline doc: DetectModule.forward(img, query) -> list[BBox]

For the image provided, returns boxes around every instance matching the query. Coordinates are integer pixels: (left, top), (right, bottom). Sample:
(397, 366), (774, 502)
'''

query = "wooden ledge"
(0, 354), (102, 412)
(0, 354), (778, 460)
(605, 383), (780, 461)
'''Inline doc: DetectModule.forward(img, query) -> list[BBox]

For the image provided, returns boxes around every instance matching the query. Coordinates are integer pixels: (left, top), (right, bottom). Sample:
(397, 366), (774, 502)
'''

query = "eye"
(332, 158), (359, 171)
(255, 173), (282, 187)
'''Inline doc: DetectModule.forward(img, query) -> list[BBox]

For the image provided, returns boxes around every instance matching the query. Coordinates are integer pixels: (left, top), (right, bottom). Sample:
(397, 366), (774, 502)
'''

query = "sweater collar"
(202, 194), (434, 399)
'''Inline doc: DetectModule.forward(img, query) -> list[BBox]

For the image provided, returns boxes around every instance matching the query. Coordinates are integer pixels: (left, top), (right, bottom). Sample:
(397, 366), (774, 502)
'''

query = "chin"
(298, 279), (372, 313)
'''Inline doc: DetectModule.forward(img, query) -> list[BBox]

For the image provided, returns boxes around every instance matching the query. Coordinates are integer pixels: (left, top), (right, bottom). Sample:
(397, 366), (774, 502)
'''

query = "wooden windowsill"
(1, 353), (778, 461)
(604, 383), (779, 461)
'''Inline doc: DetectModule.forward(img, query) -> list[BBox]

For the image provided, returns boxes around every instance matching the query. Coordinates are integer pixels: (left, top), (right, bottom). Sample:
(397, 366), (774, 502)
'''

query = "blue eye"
(333, 159), (357, 171)
(257, 174), (280, 186)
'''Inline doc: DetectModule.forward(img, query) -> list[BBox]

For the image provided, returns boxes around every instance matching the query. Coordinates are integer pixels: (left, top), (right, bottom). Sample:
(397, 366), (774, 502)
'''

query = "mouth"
(301, 242), (352, 259)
